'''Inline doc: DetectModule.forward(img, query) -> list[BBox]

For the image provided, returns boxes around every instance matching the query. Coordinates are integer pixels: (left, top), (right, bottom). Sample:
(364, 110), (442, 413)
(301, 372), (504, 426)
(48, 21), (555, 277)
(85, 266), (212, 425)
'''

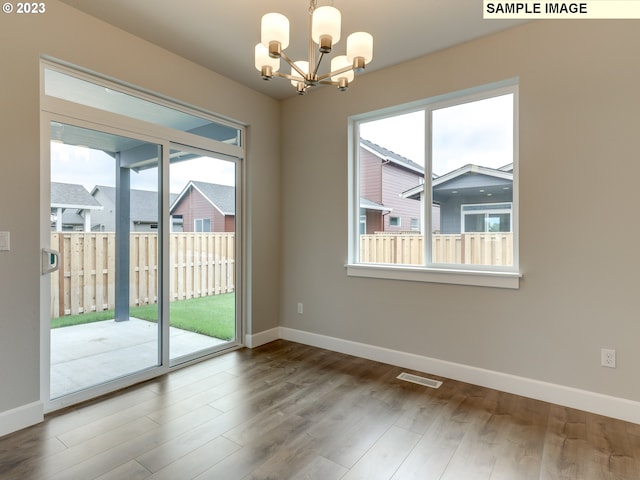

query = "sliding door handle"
(42, 248), (60, 275)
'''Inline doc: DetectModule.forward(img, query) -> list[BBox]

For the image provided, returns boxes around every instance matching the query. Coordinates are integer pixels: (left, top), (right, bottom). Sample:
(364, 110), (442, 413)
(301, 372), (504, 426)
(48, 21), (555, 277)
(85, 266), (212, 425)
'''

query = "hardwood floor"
(1, 340), (639, 479)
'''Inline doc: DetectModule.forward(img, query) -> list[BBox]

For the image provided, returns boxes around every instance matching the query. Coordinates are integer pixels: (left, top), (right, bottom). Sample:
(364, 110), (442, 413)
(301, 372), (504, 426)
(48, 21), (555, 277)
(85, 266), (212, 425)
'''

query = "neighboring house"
(170, 181), (235, 233)
(403, 163), (513, 234)
(91, 185), (181, 232)
(50, 182), (103, 232)
(359, 139), (425, 234)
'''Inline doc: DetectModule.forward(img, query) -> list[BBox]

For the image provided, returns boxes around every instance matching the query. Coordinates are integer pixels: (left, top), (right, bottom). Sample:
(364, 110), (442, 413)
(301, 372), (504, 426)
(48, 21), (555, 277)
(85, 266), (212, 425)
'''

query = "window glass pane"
(431, 94), (514, 266)
(358, 111), (425, 265)
(169, 150), (237, 362)
(465, 214), (485, 233)
(49, 122), (160, 398)
(45, 68), (241, 146)
(492, 213), (511, 232)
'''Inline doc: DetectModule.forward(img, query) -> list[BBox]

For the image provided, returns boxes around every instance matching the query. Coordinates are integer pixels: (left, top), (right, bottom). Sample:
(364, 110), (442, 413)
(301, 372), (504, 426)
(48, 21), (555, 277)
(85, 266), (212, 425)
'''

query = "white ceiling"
(59, 0), (527, 100)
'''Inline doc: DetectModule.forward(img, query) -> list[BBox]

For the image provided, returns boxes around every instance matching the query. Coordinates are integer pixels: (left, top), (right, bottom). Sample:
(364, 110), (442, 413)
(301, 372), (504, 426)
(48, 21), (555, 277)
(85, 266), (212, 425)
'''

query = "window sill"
(345, 263), (521, 289)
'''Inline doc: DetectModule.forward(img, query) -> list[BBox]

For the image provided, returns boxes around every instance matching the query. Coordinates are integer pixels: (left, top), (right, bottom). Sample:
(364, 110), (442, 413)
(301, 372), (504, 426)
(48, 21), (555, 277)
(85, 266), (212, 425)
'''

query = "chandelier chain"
(309, 0), (335, 14)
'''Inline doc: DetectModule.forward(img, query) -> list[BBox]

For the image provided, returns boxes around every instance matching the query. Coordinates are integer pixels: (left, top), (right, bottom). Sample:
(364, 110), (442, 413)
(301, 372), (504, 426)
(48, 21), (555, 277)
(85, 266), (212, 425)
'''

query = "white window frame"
(389, 216), (401, 227)
(347, 79), (521, 289)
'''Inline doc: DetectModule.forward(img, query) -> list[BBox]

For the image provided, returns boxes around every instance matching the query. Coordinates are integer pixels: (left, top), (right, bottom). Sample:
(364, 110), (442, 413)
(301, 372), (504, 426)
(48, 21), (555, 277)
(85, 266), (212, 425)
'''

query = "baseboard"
(278, 327), (640, 425)
(245, 327), (281, 349)
(0, 401), (44, 438)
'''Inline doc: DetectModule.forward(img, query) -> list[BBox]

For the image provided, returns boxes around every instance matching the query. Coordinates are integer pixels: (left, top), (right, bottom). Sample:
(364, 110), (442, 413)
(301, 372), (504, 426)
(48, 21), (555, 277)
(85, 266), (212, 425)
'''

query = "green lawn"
(51, 294), (235, 340)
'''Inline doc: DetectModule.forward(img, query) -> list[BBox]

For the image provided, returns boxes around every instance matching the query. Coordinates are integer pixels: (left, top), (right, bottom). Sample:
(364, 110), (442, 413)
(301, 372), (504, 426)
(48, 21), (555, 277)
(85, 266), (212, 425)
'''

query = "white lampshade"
(347, 32), (373, 64)
(311, 6), (341, 45)
(290, 61), (309, 86)
(331, 55), (354, 83)
(261, 13), (289, 49)
(255, 43), (280, 72)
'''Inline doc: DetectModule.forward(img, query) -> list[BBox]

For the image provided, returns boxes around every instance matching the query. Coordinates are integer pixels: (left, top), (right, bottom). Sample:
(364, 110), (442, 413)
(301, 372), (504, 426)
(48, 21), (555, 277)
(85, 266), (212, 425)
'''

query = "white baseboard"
(245, 327), (280, 349)
(0, 401), (44, 438)
(273, 327), (640, 425)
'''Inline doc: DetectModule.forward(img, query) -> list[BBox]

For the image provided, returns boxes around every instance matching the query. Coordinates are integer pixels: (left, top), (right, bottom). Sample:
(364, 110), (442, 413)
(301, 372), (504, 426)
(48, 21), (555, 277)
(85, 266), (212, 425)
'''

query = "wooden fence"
(50, 232), (235, 318)
(360, 232), (513, 266)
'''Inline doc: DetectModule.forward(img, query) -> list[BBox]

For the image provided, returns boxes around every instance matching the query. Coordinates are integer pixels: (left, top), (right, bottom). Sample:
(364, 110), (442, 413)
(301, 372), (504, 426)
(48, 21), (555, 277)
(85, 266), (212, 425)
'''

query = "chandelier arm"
(317, 64), (355, 82)
(271, 71), (305, 82)
(312, 52), (325, 79)
(279, 51), (308, 78)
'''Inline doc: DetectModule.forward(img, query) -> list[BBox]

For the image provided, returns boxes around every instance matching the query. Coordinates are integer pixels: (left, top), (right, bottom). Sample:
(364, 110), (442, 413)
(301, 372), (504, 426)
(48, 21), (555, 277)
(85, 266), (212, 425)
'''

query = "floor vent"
(397, 372), (442, 389)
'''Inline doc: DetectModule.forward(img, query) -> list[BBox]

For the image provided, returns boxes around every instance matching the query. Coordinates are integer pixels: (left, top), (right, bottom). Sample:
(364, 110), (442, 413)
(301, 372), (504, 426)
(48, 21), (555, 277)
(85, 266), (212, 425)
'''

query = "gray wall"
(0, 0), (281, 420)
(91, 189), (117, 232)
(280, 21), (640, 402)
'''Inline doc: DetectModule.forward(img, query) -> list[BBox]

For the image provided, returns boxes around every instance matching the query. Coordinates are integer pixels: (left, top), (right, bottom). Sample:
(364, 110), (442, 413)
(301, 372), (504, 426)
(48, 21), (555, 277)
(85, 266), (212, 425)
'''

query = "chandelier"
(255, 0), (373, 95)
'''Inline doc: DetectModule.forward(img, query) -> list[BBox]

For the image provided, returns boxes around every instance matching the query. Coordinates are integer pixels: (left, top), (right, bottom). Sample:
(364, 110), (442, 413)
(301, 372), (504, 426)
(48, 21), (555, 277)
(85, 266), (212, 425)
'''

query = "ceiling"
(59, 0), (527, 100)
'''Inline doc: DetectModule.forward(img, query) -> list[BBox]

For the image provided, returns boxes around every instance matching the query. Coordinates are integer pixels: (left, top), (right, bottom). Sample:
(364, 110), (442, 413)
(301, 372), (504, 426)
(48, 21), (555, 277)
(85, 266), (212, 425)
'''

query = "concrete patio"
(50, 318), (227, 399)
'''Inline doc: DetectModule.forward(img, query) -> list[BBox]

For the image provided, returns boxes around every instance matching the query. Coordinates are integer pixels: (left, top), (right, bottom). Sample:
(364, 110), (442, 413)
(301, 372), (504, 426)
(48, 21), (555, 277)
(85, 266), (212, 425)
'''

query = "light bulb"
(254, 43), (280, 72)
(347, 32), (373, 65)
(261, 13), (289, 50)
(331, 55), (354, 82)
(312, 6), (341, 52)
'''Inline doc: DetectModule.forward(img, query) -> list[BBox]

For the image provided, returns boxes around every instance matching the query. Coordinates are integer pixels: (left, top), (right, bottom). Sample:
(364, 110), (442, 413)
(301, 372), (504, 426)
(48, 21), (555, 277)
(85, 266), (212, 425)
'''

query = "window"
(44, 68), (241, 146)
(461, 203), (512, 233)
(349, 80), (519, 288)
(194, 218), (211, 232)
(359, 213), (366, 235)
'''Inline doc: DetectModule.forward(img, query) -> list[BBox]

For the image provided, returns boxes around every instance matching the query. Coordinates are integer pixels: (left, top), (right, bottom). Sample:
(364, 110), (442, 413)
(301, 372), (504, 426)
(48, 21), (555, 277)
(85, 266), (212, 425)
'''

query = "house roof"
(92, 185), (177, 223)
(51, 182), (103, 210)
(433, 164), (512, 187)
(402, 164), (513, 200)
(170, 181), (235, 216)
(360, 197), (391, 212)
(60, 210), (85, 226)
(360, 138), (425, 175)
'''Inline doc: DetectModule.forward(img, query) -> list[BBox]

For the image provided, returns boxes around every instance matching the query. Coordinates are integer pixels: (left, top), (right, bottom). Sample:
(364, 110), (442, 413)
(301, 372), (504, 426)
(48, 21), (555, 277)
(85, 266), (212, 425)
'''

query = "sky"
(51, 143), (236, 193)
(359, 93), (514, 176)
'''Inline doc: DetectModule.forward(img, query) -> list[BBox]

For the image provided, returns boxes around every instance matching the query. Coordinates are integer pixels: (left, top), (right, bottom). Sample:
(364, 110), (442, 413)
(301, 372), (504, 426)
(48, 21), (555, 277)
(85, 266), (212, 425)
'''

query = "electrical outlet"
(297, 302), (303, 315)
(601, 348), (616, 368)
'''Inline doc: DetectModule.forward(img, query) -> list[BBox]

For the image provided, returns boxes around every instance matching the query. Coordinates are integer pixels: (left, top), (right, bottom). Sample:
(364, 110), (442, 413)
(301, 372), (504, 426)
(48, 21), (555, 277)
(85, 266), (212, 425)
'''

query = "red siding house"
(359, 139), (425, 234)
(170, 181), (235, 232)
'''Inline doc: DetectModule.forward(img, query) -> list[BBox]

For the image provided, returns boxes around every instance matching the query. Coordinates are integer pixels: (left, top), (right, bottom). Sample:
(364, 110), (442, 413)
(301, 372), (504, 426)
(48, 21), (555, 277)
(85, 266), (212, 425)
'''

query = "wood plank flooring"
(1, 340), (639, 479)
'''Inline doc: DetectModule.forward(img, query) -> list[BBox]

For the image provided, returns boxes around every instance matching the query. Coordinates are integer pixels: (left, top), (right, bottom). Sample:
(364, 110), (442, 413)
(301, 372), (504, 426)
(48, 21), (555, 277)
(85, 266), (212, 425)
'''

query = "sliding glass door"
(168, 147), (238, 364)
(49, 121), (161, 399)
(41, 61), (244, 411)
